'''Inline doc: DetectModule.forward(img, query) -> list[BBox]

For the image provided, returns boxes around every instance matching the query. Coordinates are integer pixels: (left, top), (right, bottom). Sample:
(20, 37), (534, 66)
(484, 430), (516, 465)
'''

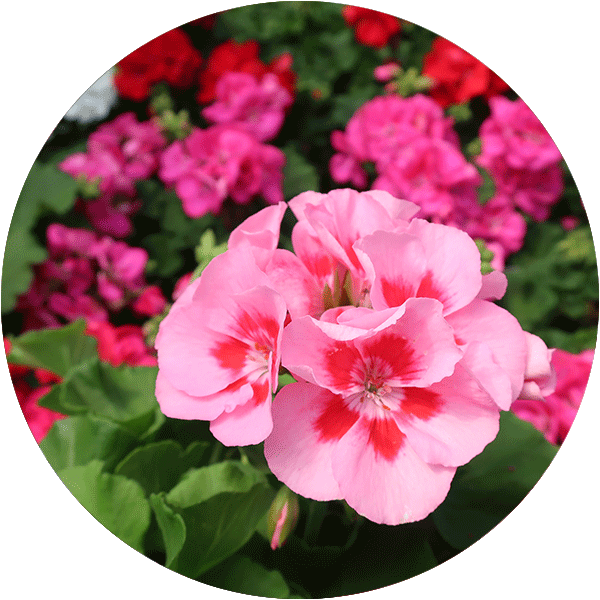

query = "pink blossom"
(202, 72), (292, 142)
(81, 193), (141, 238)
(372, 137), (481, 222)
(60, 112), (166, 198)
(330, 94), (459, 186)
(159, 125), (285, 218)
(517, 333), (556, 402)
(374, 62), (401, 82)
(477, 97), (564, 221)
(512, 349), (594, 445)
(155, 247), (287, 446)
(132, 285), (167, 317)
(265, 302), (502, 525)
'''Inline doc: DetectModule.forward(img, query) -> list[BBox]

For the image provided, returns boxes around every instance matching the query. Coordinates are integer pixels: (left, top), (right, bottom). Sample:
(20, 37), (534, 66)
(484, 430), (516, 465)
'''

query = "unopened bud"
(267, 486), (300, 550)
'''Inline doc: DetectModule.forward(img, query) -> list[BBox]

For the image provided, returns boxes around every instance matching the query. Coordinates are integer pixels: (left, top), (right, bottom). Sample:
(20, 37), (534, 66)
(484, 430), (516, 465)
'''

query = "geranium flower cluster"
(512, 348), (594, 445)
(155, 189), (553, 525)
(17, 223), (166, 331)
(60, 112), (167, 237)
(158, 124), (286, 218)
(114, 28), (202, 101)
(330, 93), (534, 269)
(330, 94), (480, 221)
(202, 72), (293, 142)
(422, 37), (509, 108)
(342, 6), (401, 48)
(477, 97), (564, 221)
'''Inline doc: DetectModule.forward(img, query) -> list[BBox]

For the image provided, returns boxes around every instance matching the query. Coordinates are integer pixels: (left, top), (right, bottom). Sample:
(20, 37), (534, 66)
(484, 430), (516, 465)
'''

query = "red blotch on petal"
(237, 311), (280, 347)
(365, 417), (405, 461)
(380, 277), (414, 308)
(361, 332), (419, 381)
(325, 341), (362, 392)
(416, 271), (446, 305)
(251, 377), (270, 406)
(314, 394), (359, 442)
(212, 337), (248, 372)
(400, 387), (442, 421)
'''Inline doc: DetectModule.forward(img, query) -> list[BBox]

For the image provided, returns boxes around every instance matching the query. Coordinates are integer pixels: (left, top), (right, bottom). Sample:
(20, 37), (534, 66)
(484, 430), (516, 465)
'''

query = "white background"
(1, 1), (598, 598)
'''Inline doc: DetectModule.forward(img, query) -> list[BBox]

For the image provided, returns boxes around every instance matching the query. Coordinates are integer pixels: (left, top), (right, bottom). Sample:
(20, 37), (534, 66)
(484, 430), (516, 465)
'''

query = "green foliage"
(39, 359), (164, 439)
(137, 179), (223, 278)
(151, 461), (275, 578)
(202, 556), (296, 598)
(114, 440), (209, 496)
(58, 460), (151, 553)
(504, 222), (598, 351)
(282, 144), (320, 200)
(40, 415), (138, 472)
(6, 320), (97, 377)
(192, 229), (228, 280)
(432, 412), (558, 550)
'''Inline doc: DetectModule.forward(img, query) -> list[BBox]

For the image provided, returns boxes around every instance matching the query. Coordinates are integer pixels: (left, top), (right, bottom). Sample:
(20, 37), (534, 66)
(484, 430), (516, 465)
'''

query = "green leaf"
(157, 461), (275, 578)
(476, 166), (496, 205)
(6, 320), (97, 377)
(150, 493), (187, 568)
(40, 415), (138, 472)
(58, 460), (151, 552)
(193, 229), (228, 279)
(1, 225), (46, 313)
(39, 359), (164, 438)
(432, 412), (558, 550)
(114, 440), (209, 496)
(166, 460), (267, 508)
(202, 556), (294, 598)
(282, 144), (319, 200)
(170, 484), (275, 578)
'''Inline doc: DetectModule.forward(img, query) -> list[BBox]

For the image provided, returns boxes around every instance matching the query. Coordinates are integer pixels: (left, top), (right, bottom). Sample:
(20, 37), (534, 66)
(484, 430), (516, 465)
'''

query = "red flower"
(4, 338), (65, 443)
(85, 322), (157, 367)
(422, 37), (509, 108)
(197, 39), (296, 104)
(115, 28), (202, 101)
(342, 6), (401, 49)
(189, 13), (219, 29)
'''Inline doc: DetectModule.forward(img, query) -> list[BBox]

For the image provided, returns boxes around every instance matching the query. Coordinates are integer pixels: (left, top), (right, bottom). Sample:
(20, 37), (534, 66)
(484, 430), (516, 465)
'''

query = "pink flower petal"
(393, 359), (500, 467)
(331, 414), (456, 524)
(446, 299), (527, 407)
(265, 383), (346, 501)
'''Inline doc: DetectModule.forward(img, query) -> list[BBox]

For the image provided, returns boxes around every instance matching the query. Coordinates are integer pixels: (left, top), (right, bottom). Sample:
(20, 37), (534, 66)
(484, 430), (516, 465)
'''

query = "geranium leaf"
(58, 460), (151, 553)
(6, 320), (97, 377)
(114, 440), (209, 496)
(40, 415), (138, 472)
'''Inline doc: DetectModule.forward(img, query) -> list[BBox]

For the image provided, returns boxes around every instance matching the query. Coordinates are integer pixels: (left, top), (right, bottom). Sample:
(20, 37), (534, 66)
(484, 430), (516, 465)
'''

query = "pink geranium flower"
(159, 124), (285, 218)
(202, 72), (292, 142)
(155, 246), (287, 446)
(265, 301), (501, 525)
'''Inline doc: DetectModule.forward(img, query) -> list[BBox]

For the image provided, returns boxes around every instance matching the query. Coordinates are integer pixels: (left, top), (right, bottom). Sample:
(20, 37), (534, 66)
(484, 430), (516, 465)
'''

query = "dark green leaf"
(114, 440), (209, 496)
(170, 484), (275, 578)
(58, 460), (151, 552)
(150, 493), (186, 568)
(202, 556), (294, 598)
(432, 412), (558, 550)
(6, 320), (97, 377)
(282, 144), (319, 200)
(40, 415), (138, 472)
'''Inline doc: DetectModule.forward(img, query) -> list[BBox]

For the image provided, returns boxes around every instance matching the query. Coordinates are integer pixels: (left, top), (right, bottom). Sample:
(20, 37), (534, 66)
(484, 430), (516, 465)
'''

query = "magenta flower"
(60, 112), (166, 198)
(155, 246), (287, 446)
(512, 349), (594, 444)
(477, 97), (564, 221)
(202, 72), (292, 142)
(372, 137), (481, 222)
(159, 124), (285, 218)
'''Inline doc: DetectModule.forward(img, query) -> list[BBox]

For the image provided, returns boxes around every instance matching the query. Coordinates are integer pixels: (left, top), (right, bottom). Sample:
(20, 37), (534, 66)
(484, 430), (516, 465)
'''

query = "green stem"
(303, 501), (328, 546)
(208, 441), (225, 464)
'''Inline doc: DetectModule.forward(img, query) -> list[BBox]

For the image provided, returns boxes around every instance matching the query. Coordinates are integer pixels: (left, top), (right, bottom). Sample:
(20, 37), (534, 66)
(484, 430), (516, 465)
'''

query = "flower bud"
(267, 486), (300, 551)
